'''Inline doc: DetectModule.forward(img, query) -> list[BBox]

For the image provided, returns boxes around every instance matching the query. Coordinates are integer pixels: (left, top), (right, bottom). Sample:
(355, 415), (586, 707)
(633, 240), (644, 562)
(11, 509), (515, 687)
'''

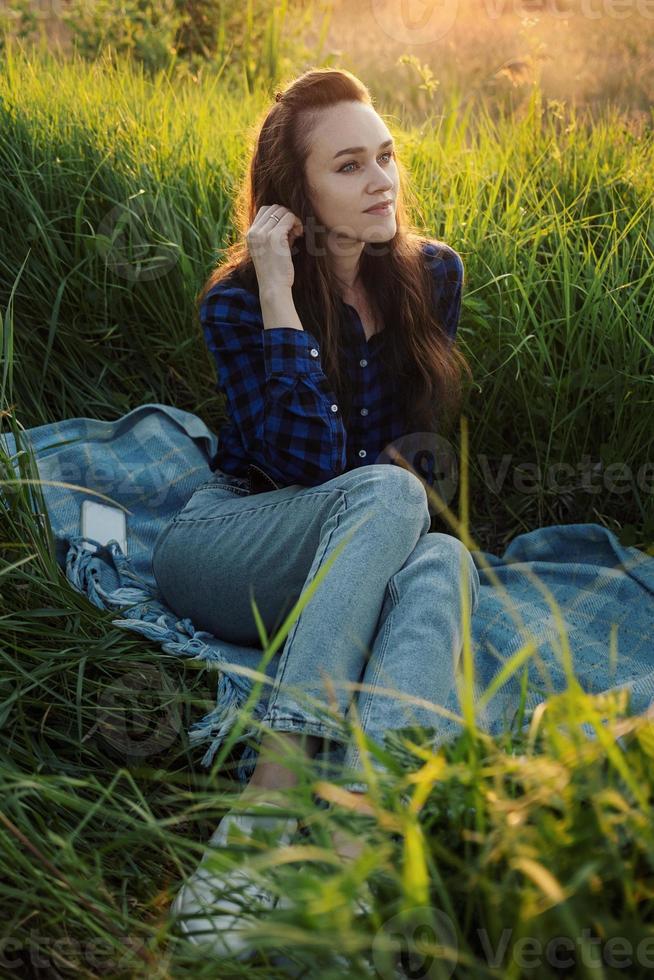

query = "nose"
(368, 166), (394, 192)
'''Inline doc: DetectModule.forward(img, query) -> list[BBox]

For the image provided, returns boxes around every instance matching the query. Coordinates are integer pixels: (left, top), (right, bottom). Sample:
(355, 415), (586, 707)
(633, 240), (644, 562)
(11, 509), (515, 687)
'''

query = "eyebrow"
(333, 138), (394, 160)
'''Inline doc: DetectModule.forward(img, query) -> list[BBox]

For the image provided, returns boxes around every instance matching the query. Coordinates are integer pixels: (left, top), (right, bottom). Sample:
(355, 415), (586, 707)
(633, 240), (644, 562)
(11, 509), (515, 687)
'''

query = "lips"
(364, 201), (393, 213)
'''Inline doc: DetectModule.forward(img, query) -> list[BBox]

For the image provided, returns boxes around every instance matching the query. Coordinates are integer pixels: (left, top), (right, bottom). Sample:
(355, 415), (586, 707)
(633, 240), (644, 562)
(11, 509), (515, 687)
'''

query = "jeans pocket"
(192, 476), (251, 497)
(207, 483), (251, 497)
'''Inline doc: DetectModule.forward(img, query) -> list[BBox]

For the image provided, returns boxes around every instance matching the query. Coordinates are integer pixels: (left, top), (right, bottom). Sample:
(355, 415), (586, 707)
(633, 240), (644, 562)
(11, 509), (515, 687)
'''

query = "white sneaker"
(170, 802), (299, 959)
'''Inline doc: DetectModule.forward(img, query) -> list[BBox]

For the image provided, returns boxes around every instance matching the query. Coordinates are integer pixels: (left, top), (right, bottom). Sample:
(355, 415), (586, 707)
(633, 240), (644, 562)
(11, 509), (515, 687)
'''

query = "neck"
(327, 241), (365, 293)
(334, 274), (361, 295)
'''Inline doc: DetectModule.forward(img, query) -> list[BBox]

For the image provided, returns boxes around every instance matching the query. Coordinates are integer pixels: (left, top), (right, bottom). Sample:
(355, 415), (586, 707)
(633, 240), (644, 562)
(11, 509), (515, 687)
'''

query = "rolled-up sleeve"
(201, 283), (347, 486)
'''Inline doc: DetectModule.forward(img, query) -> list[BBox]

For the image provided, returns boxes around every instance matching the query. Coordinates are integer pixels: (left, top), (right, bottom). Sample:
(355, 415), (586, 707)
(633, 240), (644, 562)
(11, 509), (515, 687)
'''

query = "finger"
(253, 205), (279, 225)
(265, 211), (295, 229)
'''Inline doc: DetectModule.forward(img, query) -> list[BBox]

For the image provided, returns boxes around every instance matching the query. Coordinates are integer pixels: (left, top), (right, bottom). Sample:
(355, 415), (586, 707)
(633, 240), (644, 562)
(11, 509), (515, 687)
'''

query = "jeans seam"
(361, 575), (399, 731)
(265, 489), (348, 717)
(346, 576), (398, 772)
(172, 487), (341, 524)
(208, 486), (250, 496)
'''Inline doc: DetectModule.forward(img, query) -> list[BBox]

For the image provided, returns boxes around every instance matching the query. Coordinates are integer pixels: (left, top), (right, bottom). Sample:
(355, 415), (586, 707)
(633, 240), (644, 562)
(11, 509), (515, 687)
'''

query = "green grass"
(1, 42), (654, 978)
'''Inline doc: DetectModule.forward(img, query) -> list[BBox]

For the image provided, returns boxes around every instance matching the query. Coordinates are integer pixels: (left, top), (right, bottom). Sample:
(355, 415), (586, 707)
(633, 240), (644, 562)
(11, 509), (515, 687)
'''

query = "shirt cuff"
(263, 327), (326, 378)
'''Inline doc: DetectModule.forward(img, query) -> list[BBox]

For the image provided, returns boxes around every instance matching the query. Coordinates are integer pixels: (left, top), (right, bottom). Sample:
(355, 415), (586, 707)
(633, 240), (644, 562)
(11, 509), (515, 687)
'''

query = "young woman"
(152, 67), (480, 956)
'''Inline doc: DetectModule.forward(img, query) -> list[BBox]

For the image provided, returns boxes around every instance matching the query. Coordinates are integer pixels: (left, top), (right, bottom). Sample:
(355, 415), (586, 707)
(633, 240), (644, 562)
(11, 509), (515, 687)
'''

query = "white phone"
(80, 500), (128, 555)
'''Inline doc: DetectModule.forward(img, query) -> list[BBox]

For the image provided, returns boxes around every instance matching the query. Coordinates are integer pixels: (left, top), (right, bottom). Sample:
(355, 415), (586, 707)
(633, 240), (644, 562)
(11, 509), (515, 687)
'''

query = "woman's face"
(304, 101), (399, 247)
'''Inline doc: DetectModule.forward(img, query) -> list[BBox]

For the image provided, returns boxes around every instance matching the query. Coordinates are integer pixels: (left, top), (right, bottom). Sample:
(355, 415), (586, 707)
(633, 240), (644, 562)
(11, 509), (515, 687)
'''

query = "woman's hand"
(246, 204), (304, 293)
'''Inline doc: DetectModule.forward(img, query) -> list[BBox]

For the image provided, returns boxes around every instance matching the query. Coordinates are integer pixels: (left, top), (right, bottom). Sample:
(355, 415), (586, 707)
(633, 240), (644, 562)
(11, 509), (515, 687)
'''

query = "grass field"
(326, 0), (654, 123)
(1, 10), (653, 976)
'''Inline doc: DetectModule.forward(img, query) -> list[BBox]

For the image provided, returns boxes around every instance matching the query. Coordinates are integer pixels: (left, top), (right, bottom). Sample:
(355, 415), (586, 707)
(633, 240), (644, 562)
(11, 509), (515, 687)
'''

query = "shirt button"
(330, 404), (338, 412)
(310, 348), (319, 357)
(360, 408), (368, 416)
(358, 449), (367, 458)
(359, 358), (368, 367)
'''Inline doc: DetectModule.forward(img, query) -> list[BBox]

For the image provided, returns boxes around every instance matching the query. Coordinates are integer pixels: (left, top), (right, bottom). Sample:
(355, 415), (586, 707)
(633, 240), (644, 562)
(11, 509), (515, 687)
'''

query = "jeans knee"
(431, 533), (480, 609)
(363, 464), (430, 530)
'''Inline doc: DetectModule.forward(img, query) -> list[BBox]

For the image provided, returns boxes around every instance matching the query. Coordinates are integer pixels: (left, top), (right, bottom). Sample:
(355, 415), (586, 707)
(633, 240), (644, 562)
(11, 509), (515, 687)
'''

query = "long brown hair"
(196, 67), (472, 437)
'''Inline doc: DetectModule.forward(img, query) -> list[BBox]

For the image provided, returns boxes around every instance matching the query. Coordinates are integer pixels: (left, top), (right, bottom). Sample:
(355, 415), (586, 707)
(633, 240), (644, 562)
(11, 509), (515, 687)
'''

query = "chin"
(362, 222), (396, 243)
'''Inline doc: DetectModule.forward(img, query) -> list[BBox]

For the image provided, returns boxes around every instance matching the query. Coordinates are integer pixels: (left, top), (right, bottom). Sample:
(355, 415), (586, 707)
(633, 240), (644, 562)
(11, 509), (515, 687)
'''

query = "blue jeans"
(152, 464), (480, 793)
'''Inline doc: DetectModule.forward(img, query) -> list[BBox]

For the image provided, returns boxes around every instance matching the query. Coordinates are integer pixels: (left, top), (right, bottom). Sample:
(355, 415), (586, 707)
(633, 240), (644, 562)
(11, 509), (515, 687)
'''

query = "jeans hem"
(232, 724), (347, 790)
(261, 713), (348, 747)
(261, 707), (347, 744)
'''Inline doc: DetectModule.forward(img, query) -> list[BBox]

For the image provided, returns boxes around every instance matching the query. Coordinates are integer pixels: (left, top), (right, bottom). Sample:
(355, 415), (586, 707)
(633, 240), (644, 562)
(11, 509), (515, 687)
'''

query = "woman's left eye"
(339, 151), (394, 173)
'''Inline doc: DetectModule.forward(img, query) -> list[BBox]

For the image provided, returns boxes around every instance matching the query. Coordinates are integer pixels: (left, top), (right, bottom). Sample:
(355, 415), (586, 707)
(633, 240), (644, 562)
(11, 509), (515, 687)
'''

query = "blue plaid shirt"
(201, 239), (464, 488)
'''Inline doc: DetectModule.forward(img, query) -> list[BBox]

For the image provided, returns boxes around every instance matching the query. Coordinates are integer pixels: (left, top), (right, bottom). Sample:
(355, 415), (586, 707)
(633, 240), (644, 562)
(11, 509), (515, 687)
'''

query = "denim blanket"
(3, 403), (653, 784)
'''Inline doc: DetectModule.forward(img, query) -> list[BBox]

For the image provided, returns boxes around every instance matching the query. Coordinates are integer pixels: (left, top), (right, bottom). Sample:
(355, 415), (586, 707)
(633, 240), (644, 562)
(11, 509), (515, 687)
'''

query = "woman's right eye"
(338, 151), (394, 174)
